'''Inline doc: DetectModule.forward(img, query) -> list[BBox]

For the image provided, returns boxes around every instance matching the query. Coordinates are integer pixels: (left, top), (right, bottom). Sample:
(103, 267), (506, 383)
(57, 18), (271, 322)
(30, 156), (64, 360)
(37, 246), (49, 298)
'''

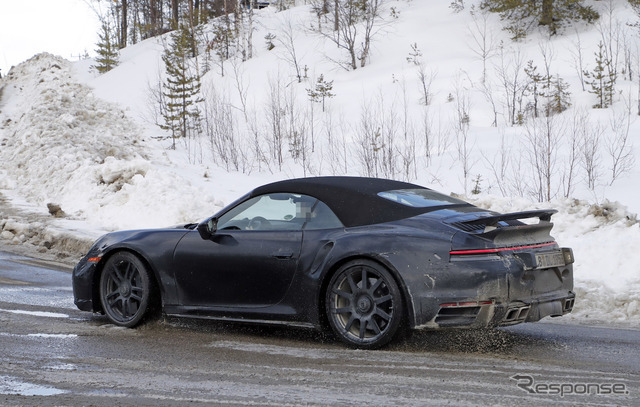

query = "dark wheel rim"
(101, 257), (146, 324)
(328, 265), (396, 344)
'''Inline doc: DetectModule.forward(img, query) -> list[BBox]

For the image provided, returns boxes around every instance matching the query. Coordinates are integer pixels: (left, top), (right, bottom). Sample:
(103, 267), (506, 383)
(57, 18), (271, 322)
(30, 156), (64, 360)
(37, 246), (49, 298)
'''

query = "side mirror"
(197, 217), (218, 240)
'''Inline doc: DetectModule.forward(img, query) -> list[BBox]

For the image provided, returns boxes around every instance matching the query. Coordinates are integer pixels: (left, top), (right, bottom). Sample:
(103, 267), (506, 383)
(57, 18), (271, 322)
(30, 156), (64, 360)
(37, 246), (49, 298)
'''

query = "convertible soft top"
(251, 176), (468, 227)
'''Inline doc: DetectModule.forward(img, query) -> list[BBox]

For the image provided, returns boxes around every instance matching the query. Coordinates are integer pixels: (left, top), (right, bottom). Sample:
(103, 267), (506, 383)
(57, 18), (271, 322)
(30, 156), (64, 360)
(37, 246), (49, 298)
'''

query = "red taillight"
(440, 300), (493, 307)
(87, 257), (102, 263)
(449, 241), (556, 255)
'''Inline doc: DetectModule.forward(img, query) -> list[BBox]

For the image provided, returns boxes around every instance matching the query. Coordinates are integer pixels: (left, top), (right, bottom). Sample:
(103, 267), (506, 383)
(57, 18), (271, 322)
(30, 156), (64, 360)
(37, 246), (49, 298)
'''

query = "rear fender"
(315, 232), (453, 329)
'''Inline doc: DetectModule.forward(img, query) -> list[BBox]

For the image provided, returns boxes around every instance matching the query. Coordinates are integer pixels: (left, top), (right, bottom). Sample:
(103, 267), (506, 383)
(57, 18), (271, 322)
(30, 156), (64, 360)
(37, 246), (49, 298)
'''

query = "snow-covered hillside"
(0, 0), (639, 326)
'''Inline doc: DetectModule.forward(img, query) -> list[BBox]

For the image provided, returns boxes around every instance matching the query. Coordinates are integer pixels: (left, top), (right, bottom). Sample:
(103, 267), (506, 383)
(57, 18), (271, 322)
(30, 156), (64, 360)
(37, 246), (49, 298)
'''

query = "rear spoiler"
(455, 209), (557, 228)
(450, 210), (558, 246)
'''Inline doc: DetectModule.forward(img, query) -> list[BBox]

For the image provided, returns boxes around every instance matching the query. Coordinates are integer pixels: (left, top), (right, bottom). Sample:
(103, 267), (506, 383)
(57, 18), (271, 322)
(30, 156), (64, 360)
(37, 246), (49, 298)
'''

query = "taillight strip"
(449, 241), (556, 255)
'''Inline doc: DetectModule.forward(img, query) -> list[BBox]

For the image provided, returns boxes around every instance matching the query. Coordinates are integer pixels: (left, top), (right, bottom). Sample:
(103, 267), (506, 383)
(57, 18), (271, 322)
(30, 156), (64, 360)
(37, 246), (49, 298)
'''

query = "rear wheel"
(325, 260), (404, 349)
(99, 252), (156, 327)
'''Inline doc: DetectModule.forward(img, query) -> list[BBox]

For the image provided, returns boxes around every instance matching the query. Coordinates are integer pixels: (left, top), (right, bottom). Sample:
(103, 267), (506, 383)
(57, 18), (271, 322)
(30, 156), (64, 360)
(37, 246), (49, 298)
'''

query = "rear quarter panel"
(301, 223), (456, 328)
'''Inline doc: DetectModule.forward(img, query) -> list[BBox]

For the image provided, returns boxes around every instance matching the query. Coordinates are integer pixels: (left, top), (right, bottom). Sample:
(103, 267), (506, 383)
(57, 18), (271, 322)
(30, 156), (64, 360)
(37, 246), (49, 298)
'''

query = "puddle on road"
(47, 363), (78, 371)
(0, 375), (67, 396)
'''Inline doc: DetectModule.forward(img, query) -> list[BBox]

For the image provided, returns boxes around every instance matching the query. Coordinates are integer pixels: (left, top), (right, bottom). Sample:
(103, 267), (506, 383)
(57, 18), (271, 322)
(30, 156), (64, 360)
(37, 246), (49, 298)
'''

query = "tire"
(325, 260), (404, 349)
(99, 251), (156, 327)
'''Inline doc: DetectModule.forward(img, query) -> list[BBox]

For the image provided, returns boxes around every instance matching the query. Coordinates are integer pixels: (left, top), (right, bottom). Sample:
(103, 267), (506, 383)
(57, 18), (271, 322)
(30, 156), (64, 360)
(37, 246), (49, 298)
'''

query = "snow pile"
(471, 195), (640, 326)
(0, 53), (219, 230)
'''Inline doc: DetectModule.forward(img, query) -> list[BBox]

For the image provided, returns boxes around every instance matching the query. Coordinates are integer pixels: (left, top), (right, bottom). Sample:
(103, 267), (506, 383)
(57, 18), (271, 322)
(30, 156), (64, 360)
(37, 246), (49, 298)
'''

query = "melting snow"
(0, 376), (67, 396)
(0, 308), (69, 318)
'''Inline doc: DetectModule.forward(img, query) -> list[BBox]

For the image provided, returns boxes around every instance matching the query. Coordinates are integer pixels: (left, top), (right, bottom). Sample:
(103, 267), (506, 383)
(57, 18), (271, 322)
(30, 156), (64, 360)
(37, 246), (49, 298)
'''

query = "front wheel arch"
(94, 250), (161, 326)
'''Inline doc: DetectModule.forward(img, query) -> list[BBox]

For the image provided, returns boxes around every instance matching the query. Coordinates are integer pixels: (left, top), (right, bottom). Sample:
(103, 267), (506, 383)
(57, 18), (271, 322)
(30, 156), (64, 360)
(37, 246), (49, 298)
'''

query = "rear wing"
(449, 210), (558, 246)
(454, 209), (557, 228)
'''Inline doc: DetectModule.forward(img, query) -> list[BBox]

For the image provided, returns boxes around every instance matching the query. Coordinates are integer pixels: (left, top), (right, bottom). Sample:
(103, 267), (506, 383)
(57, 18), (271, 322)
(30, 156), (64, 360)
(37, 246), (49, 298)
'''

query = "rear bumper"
(417, 291), (575, 329)
(492, 291), (575, 326)
(513, 291), (575, 324)
(411, 251), (575, 329)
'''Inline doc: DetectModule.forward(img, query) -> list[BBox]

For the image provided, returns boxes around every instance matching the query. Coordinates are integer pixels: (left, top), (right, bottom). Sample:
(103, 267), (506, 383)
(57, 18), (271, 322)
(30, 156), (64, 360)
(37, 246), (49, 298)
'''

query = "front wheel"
(325, 260), (404, 349)
(99, 252), (156, 327)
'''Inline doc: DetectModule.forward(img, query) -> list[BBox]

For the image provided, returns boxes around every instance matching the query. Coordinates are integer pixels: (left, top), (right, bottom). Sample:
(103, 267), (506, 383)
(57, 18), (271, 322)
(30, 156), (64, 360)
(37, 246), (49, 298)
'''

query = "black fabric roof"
(250, 176), (445, 227)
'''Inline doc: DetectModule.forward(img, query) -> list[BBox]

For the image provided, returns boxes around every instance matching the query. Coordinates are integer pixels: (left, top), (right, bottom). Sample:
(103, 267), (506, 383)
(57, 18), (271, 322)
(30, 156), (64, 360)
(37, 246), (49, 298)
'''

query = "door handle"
(272, 251), (294, 259)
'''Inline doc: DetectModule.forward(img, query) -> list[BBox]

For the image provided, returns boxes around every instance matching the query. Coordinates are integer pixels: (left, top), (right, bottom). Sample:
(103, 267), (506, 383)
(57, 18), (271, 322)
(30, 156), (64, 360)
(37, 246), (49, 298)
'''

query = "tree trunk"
(247, 1), (254, 59)
(172, 0), (180, 28)
(540, 0), (554, 30)
(188, 0), (196, 58)
(121, 0), (128, 48)
(150, 0), (158, 36)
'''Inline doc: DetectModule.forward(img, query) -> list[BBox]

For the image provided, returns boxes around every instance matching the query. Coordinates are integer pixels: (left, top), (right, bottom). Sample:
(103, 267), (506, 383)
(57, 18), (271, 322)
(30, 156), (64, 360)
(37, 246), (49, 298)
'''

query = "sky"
(0, 0), (100, 75)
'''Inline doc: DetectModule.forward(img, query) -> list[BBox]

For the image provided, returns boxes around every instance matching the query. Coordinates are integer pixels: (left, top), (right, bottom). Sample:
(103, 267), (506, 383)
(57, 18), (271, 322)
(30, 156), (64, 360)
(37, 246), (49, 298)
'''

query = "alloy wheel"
(326, 260), (403, 349)
(100, 252), (153, 327)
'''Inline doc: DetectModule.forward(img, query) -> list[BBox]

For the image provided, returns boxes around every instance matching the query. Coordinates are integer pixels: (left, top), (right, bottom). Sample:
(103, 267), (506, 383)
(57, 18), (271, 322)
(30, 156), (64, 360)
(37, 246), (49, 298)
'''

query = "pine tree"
(471, 174), (482, 195)
(584, 41), (616, 109)
(264, 33), (276, 51)
(306, 74), (335, 112)
(524, 61), (571, 117)
(524, 60), (545, 118)
(209, 16), (236, 77)
(545, 75), (571, 115)
(93, 22), (120, 74)
(481, 0), (599, 38)
(161, 24), (204, 149)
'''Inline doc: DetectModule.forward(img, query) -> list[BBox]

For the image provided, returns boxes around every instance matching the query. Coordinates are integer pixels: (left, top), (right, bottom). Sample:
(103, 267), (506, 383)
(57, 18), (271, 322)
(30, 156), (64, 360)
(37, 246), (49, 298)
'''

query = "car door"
(173, 193), (308, 308)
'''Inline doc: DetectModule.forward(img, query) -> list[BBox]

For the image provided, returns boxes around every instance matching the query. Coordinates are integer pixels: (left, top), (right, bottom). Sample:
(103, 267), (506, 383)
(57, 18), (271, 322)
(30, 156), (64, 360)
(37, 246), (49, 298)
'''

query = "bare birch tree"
(523, 114), (565, 201)
(607, 102), (636, 185)
(468, 6), (498, 85)
(495, 45), (527, 125)
(317, 0), (388, 70)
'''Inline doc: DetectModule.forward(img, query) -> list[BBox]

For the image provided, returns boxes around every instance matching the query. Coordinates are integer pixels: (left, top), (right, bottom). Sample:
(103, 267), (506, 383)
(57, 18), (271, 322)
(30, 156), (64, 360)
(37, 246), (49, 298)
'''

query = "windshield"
(378, 188), (468, 208)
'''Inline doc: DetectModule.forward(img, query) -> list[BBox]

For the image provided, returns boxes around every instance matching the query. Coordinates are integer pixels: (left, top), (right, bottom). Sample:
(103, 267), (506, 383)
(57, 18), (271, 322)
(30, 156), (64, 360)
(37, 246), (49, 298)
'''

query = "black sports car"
(73, 176), (575, 349)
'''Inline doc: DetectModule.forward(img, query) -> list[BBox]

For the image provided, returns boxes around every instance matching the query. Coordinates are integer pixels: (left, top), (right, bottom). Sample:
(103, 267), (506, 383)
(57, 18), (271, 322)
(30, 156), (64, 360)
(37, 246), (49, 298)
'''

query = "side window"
(216, 193), (300, 231)
(304, 200), (344, 230)
(217, 193), (343, 231)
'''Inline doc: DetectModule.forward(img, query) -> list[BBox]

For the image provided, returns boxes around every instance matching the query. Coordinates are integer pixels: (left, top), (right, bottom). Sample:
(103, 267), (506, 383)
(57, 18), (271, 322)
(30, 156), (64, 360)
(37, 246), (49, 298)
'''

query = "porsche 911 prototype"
(73, 177), (575, 348)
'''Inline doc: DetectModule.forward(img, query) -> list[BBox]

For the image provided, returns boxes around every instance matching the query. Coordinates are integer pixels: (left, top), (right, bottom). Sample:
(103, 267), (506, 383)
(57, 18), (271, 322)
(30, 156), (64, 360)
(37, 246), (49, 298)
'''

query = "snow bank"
(471, 195), (640, 327)
(0, 53), (220, 231)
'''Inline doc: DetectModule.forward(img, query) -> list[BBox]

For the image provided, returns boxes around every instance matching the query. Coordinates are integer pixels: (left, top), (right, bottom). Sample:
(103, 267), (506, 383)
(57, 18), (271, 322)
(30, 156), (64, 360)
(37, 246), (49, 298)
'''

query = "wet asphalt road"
(0, 249), (639, 406)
